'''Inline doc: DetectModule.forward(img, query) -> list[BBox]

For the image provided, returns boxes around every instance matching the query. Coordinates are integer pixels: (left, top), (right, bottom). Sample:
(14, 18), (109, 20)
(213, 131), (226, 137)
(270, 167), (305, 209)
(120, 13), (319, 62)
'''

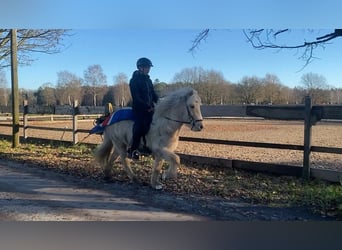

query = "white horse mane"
(153, 87), (195, 118)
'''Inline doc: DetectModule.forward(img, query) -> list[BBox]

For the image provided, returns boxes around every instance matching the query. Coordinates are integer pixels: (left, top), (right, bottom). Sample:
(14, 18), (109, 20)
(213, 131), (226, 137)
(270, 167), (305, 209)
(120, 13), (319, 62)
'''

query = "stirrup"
(129, 150), (140, 160)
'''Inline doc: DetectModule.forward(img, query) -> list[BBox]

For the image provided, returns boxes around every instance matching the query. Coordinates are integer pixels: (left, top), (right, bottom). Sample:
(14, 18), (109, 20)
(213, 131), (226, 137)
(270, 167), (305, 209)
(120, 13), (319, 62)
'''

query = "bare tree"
(261, 73), (287, 104)
(56, 71), (82, 105)
(300, 72), (329, 104)
(0, 29), (70, 68)
(172, 66), (206, 86)
(235, 76), (263, 104)
(172, 66), (231, 104)
(84, 64), (107, 106)
(198, 70), (228, 104)
(113, 73), (130, 107)
(35, 83), (56, 106)
(190, 29), (342, 68)
(0, 69), (8, 106)
(301, 72), (328, 90)
(330, 88), (342, 104)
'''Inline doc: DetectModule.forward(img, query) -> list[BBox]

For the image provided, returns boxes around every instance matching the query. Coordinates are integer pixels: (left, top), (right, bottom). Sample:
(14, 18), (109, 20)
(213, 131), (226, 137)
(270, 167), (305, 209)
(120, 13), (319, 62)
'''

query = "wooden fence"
(1, 98), (342, 183)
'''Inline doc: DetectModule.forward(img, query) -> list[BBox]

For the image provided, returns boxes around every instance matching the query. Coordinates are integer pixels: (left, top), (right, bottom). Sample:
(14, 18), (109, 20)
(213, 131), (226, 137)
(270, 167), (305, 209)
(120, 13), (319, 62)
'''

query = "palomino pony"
(94, 87), (204, 189)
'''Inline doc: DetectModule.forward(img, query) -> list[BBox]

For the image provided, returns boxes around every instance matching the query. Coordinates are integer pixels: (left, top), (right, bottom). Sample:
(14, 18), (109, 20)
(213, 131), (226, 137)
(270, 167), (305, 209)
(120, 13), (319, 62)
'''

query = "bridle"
(164, 103), (203, 129)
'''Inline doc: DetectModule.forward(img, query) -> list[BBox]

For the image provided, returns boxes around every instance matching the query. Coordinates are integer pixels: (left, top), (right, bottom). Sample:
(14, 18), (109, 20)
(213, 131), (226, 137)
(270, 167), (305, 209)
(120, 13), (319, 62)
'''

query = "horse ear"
(186, 88), (194, 98)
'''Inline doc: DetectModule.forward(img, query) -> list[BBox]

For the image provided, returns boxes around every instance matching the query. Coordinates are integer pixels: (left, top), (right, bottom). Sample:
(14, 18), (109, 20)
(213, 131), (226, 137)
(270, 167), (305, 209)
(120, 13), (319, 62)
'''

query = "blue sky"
(2, 0), (342, 90)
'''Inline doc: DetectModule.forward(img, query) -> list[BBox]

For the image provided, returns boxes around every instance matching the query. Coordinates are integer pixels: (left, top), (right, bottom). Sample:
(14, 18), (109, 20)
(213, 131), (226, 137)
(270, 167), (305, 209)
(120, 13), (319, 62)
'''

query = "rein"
(164, 116), (192, 124)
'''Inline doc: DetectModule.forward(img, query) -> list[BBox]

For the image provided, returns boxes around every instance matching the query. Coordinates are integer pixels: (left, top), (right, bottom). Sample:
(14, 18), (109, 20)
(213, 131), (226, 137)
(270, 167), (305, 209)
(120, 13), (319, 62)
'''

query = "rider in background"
(128, 57), (159, 160)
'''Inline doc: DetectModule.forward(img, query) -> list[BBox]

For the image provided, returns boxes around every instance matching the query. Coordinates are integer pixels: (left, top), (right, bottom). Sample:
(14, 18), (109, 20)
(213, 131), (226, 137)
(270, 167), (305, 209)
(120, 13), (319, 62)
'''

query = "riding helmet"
(136, 57), (153, 68)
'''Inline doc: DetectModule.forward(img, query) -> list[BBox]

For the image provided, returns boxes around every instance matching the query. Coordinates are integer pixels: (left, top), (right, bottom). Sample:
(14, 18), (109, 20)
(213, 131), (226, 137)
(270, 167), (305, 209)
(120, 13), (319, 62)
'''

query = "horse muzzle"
(191, 120), (204, 131)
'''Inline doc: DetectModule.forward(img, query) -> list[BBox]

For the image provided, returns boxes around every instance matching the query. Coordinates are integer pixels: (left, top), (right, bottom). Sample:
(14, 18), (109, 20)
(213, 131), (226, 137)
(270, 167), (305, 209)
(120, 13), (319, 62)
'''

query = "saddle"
(90, 109), (152, 155)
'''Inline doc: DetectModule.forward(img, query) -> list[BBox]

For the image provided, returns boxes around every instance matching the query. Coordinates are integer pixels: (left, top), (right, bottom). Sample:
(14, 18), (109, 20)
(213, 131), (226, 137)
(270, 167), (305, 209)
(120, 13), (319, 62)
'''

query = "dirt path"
(0, 160), (332, 221)
(0, 161), (204, 221)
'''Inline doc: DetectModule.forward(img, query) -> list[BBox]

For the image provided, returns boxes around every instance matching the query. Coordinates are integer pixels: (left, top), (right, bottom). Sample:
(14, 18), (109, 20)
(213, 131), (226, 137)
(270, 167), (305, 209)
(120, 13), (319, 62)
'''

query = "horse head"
(185, 89), (204, 131)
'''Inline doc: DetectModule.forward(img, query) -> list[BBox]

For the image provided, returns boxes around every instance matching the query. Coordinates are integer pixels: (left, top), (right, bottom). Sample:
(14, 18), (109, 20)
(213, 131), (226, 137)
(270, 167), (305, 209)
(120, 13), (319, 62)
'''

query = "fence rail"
(2, 121), (341, 155)
(179, 136), (304, 151)
(179, 137), (342, 155)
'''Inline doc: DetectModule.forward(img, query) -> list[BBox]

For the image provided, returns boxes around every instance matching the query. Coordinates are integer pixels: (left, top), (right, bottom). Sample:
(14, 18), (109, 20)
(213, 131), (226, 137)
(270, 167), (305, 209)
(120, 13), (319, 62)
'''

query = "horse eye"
(190, 105), (195, 109)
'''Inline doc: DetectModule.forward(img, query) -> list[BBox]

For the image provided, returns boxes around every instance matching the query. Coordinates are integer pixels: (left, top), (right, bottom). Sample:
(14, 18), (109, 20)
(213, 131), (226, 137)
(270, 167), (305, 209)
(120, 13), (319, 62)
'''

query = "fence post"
(23, 99), (28, 139)
(303, 96), (312, 179)
(72, 100), (79, 144)
(11, 29), (20, 148)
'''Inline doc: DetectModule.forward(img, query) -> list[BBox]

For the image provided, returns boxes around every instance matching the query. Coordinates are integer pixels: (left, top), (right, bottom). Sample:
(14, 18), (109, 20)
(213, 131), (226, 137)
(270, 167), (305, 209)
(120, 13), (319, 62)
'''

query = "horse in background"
(94, 87), (204, 189)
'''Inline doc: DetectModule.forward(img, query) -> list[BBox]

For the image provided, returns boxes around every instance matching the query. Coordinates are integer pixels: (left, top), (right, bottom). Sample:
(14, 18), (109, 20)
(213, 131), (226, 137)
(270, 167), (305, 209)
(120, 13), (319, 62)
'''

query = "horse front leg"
(162, 151), (180, 180)
(154, 148), (180, 181)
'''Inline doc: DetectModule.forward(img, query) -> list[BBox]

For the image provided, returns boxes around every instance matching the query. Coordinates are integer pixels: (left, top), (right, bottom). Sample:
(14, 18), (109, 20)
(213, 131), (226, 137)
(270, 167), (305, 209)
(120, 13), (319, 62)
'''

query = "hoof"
(154, 184), (163, 190)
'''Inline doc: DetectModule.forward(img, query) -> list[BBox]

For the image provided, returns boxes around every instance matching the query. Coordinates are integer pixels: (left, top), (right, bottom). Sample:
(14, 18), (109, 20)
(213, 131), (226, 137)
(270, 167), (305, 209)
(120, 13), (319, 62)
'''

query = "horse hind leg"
(94, 135), (113, 176)
(103, 150), (119, 179)
(151, 157), (164, 190)
(118, 148), (139, 183)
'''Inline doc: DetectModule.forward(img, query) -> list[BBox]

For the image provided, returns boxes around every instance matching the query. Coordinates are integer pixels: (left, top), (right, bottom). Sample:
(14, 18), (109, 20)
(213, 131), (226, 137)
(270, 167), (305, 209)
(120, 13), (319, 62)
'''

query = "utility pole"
(11, 29), (19, 148)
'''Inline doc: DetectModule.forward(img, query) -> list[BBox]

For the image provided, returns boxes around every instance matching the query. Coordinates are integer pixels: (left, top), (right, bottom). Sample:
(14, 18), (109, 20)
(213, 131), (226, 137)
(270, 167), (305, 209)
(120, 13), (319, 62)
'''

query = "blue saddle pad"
(89, 108), (135, 134)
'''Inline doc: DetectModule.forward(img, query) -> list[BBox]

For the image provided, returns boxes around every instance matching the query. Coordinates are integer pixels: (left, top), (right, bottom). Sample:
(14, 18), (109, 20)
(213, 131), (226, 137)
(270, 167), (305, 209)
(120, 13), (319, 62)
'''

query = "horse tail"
(94, 132), (113, 166)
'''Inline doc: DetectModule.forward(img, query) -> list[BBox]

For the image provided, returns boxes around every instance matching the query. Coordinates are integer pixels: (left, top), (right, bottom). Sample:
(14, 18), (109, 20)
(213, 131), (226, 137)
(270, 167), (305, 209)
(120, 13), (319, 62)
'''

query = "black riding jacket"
(129, 70), (158, 113)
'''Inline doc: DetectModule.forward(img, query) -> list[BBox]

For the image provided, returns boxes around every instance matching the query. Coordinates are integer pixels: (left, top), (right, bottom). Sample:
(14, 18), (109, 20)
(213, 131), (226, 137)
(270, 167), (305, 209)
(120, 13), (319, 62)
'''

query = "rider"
(128, 57), (159, 160)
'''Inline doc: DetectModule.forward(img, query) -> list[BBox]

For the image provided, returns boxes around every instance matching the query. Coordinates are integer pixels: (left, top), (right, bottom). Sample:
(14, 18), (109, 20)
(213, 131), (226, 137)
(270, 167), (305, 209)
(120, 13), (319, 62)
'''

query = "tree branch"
(243, 29), (342, 68)
(189, 29), (341, 69)
(188, 29), (210, 54)
(0, 29), (71, 69)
